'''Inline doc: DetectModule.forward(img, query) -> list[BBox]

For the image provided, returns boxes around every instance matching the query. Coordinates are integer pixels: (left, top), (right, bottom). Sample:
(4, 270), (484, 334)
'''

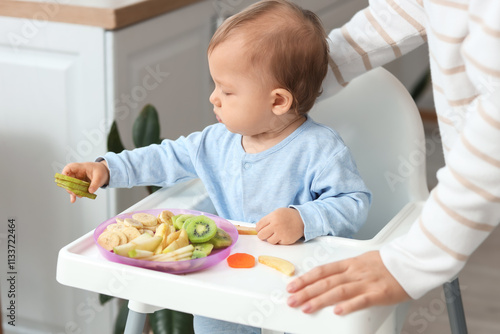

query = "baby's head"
(208, 0), (329, 115)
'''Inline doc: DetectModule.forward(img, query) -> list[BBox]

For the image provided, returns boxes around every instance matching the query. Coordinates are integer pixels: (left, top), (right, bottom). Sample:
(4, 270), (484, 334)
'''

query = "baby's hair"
(208, 0), (329, 115)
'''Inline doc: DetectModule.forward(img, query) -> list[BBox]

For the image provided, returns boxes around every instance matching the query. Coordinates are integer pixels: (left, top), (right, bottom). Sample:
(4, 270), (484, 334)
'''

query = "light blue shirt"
(102, 116), (371, 241)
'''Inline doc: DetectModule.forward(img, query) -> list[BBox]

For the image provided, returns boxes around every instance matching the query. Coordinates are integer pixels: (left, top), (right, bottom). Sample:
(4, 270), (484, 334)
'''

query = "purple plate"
(93, 209), (238, 274)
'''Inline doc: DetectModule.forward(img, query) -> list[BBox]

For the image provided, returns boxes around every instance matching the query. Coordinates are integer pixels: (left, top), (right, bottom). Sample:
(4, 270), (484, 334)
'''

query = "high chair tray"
(56, 183), (423, 333)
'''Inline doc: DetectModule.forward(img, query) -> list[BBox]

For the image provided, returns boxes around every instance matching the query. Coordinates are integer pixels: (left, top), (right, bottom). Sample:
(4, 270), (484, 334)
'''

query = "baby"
(62, 0), (371, 332)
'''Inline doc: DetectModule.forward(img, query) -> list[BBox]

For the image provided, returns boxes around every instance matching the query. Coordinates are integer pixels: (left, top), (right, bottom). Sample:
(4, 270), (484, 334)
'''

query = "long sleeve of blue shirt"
(102, 116), (371, 241)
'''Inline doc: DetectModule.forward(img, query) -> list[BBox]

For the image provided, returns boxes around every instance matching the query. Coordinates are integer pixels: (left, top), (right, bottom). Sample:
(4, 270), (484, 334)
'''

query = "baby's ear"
(271, 88), (293, 115)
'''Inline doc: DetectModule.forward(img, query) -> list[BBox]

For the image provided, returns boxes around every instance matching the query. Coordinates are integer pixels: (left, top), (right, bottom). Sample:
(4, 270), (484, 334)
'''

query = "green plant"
(107, 104), (164, 193)
(104, 104), (194, 334)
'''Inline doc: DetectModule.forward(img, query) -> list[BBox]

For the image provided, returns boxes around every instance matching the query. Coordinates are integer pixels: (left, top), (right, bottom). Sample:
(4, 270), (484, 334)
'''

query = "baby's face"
(208, 38), (277, 136)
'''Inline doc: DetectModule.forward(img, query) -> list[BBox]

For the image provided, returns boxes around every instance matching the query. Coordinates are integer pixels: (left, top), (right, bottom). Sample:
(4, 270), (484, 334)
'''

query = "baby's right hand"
(61, 161), (110, 203)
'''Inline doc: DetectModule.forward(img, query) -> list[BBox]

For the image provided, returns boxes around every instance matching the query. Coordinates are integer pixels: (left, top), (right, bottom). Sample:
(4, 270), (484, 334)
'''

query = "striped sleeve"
(321, 0), (427, 99)
(381, 0), (500, 299)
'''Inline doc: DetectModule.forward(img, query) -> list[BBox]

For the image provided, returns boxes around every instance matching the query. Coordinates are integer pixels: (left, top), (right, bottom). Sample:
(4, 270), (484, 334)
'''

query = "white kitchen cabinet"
(0, 16), (114, 334)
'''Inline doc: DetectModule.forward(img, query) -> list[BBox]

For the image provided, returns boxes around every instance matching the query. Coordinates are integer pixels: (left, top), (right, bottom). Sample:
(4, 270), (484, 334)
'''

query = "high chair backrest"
(310, 68), (429, 240)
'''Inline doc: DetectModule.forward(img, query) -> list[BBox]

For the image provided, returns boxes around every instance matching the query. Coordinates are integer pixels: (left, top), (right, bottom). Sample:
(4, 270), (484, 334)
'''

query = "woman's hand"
(286, 250), (410, 315)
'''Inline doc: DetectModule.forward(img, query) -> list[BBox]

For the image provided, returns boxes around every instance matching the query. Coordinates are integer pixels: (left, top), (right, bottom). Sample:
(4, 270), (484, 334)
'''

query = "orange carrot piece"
(227, 253), (255, 268)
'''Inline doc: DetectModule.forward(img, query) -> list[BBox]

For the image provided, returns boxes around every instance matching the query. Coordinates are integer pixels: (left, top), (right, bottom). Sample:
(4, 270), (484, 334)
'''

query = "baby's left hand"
(256, 208), (304, 245)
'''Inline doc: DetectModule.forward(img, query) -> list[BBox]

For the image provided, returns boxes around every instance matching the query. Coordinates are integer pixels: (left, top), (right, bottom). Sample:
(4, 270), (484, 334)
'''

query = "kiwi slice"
(193, 243), (214, 256)
(191, 250), (208, 259)
(208, 228), (232, 249)
(173, 214), (195, 230)
(183, 215), (217, 243)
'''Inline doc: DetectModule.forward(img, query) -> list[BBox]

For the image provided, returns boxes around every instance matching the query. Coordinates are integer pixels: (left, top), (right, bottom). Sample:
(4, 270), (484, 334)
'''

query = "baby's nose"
(209, 91), (220, 106)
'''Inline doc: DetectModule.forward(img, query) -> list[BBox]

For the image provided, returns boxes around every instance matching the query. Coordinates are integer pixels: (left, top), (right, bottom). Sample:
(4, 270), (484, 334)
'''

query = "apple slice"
(113, 234), (162, 257)
(128, 249), (154, 259)
(258, 255), (295, 276)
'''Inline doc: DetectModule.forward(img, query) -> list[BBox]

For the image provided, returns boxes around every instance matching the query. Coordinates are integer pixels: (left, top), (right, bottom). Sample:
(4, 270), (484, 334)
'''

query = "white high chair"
(57, 67), (467, 333)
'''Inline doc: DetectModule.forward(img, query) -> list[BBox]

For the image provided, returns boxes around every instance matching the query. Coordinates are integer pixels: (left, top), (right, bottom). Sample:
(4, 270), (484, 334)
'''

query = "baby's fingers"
(62, 163), (89, 182)
(65, 189), (80, 203)
(88, 174), (106, 194)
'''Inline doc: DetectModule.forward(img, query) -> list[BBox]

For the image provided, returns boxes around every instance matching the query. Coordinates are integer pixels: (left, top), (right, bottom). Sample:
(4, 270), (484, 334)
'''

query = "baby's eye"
(222, 91), (232, 96)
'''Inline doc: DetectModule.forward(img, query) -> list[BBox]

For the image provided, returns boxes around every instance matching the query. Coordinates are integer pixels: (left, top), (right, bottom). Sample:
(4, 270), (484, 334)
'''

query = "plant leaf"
(114, 301), (130, 334)
(107, 120), (126, 153)
(99, 294), (114, 305)
(149, 309), (194, 334)
(147, 185), (162, 194)
(133, 104), (161, 148)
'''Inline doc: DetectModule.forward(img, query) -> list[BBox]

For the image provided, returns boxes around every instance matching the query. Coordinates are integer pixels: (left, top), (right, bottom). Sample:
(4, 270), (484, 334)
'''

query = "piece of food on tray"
(234, 225), (258, 235)
(258, 255), (295, 276)
(100, 211), (234, 263)
(120, 226), (141, 241)
(124, 218), (143, 229)
(209, 228), (233, 249)
(173, 214), (195, 230)
(183, 215), (217, 243)
(194, 243), (214, 256)
(132, 212), (158, 226)
(54, 173), (96, 199)
(142, 244), (195, 262)
(113, 233), (162, 256)
(191, 250), (207, 259)
(227, 253), (255, 268)
(153, 222), (172, 254)
(158, 210), (175, 226)
(191, 242), (215, 259)
(97, 231), (122, 251)
(162, 229), (189, 253)
(128, 249), (154, 259)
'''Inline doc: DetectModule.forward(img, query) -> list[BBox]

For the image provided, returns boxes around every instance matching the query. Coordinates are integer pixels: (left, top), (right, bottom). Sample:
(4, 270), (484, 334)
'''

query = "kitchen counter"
(0, 0), (202, 29)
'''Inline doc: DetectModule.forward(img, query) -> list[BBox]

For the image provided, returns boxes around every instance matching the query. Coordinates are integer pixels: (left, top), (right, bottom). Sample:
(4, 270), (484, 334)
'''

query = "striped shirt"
(324, 0), (500, 298)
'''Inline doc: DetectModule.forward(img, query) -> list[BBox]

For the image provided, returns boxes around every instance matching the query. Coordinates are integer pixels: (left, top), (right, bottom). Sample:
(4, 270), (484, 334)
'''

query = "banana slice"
(124, 218), (143, 229)
(121, 227), (141, 241)
(116, 218), (125, 225)
(158, 210), (175, 226)
(97, 231), (121, 251)
(132, 213), (158, 227)
(107, 223), (127, 231)
(142, 225), (157, 233)
(114, 230), (128, 245)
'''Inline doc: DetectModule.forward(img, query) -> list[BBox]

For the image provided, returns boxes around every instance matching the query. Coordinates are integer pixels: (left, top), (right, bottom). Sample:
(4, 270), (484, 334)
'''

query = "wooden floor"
(401, 123), (500, 334)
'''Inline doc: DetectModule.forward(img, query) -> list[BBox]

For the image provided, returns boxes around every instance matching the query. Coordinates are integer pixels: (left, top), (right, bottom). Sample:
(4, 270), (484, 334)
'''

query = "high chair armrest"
(316, 201), (425, 250)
